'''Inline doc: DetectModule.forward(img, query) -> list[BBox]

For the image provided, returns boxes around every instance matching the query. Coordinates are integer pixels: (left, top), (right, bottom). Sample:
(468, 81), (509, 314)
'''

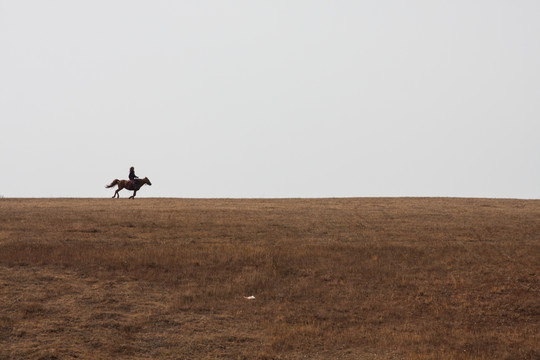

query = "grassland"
(0, 197), (538, 359)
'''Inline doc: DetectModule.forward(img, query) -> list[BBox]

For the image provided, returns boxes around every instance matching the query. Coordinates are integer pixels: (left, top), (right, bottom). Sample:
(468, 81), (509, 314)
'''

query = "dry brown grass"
(0, 197), (538, 359)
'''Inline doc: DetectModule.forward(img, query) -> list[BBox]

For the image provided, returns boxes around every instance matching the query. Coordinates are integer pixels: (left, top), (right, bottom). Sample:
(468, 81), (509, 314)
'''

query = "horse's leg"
(114, 184), (124, 199)
(129, 190), (137, 199)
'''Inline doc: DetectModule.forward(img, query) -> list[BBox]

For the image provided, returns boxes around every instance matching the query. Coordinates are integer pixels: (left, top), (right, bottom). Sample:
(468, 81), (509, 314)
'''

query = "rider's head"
(130, 166), (134, 170)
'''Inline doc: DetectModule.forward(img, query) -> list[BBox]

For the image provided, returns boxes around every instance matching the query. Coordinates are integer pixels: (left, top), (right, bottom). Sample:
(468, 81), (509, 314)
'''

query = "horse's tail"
(105, 179), (119, 188)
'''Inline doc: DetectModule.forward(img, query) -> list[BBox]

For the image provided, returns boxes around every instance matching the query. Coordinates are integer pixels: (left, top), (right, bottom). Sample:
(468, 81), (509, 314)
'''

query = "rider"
(129, 166), (139, 187)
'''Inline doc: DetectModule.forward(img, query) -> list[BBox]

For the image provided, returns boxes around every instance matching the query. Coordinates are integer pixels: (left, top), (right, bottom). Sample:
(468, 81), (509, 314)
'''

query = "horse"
(105, 177), (152, 199)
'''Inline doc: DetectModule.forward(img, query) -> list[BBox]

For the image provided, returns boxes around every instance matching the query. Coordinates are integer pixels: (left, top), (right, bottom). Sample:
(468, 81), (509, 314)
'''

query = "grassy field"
(0, 197), (538, 359)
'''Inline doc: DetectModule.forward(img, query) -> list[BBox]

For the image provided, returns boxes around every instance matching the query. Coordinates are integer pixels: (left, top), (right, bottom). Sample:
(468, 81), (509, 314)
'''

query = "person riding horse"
(106, 167), (151, 199)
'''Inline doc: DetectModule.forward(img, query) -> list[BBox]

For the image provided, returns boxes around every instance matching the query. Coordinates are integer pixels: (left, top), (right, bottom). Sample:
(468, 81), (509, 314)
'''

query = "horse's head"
(143, 177), (152, 186)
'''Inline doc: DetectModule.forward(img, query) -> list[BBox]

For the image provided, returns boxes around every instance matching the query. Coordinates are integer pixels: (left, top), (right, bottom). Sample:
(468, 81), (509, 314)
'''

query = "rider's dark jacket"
(129, 169), (138, 181)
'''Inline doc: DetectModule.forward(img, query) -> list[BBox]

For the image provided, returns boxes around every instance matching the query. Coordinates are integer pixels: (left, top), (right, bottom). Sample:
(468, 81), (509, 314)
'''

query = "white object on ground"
(243, 296), (255, 300)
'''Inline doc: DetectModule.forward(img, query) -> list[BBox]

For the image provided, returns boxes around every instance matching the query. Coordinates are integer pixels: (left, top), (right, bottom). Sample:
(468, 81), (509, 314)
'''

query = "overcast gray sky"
(1, 1), (539, 198)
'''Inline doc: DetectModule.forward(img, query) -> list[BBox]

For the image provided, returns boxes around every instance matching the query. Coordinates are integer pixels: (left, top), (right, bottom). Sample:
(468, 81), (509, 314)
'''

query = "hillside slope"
(0, 198), (538, 359)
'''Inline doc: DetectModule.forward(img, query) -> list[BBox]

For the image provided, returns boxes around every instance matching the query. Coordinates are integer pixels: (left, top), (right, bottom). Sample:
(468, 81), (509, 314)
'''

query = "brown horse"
(105, 177), (152, 199)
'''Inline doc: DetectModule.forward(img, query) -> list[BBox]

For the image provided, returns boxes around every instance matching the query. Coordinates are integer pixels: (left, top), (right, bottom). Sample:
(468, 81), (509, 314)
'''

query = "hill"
(0, 198), (538, 359)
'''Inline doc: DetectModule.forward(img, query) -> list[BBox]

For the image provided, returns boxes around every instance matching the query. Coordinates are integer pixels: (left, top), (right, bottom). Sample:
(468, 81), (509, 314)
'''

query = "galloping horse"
(106, 177), (152, 199)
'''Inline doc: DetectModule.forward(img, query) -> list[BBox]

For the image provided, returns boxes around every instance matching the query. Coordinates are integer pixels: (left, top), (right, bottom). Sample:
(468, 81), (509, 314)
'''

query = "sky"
(1, 1), (539, 198)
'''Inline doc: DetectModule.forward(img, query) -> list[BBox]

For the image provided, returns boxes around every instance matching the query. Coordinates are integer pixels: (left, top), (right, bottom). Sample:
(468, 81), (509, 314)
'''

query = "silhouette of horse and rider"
(106, 167), (152, 199)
